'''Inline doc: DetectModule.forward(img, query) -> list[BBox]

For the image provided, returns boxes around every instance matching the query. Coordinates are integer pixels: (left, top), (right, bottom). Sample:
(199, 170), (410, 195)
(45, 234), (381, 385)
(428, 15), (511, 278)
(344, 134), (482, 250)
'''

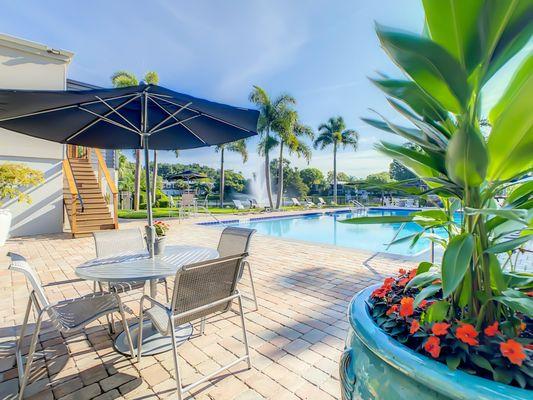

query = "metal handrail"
(386, 222), (406, 250)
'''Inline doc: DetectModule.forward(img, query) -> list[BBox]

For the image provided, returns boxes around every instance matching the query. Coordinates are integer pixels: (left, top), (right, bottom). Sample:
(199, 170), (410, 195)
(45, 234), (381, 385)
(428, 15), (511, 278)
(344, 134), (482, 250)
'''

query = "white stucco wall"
(0, 34), (73, 237)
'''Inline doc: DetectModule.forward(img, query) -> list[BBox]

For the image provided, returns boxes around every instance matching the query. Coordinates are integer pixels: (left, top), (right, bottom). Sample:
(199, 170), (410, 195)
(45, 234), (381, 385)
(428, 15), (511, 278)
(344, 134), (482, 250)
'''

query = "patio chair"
(7, 252), (134, 400)
(250, 198), (271, 212)
(233, 199), (245, 210)
(93, 228), (170, 332)
(317, 197), (327, 207)
(179, 193), (197, 218)
(291, 197), (302, 207)
(304, 198), (316, 208)
(137, 254), (251, 400)
(217, 226), (258, 310)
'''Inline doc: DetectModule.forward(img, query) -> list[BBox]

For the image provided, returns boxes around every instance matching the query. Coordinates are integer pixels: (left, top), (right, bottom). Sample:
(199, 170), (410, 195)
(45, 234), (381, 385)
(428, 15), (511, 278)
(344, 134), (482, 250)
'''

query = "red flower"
(398, 277), (410, 287)
(500, 339), (527, 366)
(456, 323), (479, 346)
(408, 269), (417, 280)
(432, 322), (450, 336)
(399, 297), (414, 317)
(432, 279), (442, 285)
(371, 277), (395, 298)
(410, 320), (420, 334)
(386, 304), (399, 316)
(424, 336), (441, 358)
(398, 268), (407, 275)
(419, 300), (428, 309)
(484, 322), (501, 337)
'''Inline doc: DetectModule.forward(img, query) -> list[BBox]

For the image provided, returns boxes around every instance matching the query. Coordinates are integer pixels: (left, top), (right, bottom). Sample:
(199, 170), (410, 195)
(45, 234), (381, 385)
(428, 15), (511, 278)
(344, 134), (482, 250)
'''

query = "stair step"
(76, 212), (112, 220)
(76, 222), (115, 230)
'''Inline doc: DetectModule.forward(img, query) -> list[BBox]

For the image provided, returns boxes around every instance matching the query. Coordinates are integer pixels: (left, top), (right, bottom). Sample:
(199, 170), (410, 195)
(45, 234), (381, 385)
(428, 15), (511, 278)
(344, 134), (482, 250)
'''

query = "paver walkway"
(0, 213), (417, 400)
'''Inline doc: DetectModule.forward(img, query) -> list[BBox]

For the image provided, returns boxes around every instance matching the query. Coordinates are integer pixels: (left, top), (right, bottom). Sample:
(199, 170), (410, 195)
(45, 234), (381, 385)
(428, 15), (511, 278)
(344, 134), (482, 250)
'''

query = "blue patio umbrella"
(0, 83), (259, 254)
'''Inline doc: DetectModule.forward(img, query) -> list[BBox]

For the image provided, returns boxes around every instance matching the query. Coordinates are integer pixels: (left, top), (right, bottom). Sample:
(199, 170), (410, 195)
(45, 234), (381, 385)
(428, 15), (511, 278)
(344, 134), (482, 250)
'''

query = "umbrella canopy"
(167, 170), (208, 181)
(0, 83), (258, 149)
(0, 84), (259, 256)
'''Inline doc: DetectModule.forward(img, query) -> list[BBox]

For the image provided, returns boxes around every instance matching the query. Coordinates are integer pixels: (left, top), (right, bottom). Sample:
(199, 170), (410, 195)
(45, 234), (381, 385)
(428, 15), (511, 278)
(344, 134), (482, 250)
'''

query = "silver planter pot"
(154, 236), (167, 255)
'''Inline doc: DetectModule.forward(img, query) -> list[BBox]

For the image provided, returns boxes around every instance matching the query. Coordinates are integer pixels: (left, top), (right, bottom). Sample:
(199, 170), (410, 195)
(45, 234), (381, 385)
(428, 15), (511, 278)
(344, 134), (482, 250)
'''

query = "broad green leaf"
(376, 141), (442, 180)
(441, 233), (474, 297)
(445, 123), (488, 187)
(371, 78), (449, 122)
(406, 271), (440, 290)
(376, 23), (470, 113)
(485, 235), (532, 254)
(361, 117), (394, 133)
(412, 209), (450, 223)
(446, 355), (461, 370)
(493, 368), (513, 385)
(387, 233), (418, 248)
(507, 180), (533, 205)
(464, 207), (528, 224)
(489, 254), (507, 292)
(425, 300), (450, 322)
(470, 354), (494, 372)
(414, 284), (441, 307)
(423, 0), (484, 72)
(341, 215), (413, 225)
(487, 55), (533, 181)
(493, 289), (533, 317)
(458, 267), (472, 308)
(482, 0), (533, 83)
(504, 272), (533, 290)
(417, 262), (433, 275)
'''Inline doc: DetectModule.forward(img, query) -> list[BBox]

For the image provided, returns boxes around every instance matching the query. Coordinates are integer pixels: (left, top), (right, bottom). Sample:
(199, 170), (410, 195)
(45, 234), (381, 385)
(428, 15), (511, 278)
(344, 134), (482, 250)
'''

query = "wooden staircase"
(63, 149), (118, 238)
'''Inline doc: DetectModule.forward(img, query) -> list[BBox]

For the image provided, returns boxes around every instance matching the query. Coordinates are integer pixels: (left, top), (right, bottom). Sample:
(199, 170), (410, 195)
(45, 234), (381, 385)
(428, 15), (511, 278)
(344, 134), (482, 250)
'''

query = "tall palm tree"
(274, 109), (313, 209)
(249, 86), (296, 209)
(314, 116), (358, 204)
(215, 140), (248, 207)
(111, 71), (159, 209)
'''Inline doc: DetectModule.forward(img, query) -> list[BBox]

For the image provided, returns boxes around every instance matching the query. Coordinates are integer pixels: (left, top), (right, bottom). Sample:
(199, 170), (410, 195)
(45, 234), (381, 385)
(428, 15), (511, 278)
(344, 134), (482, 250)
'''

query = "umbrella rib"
(150, 115), (202, 136)
(66, 95), (141, 142)
(95, 95), (141, 132)
(150, 94), (254, 133)
(147, 98), (193, 133)
(77, 106), (141, 135)
(0, 93), (139, 122)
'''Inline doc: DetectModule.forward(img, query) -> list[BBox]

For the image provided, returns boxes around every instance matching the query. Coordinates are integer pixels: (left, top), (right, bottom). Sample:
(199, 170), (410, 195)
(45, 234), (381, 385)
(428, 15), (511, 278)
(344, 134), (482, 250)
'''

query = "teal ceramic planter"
(340, 285), (532, 400)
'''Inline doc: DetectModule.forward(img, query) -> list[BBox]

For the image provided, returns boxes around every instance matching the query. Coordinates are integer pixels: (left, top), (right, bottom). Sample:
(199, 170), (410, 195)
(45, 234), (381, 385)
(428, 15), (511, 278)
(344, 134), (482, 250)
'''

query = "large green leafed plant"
(345, 0), (533, 386)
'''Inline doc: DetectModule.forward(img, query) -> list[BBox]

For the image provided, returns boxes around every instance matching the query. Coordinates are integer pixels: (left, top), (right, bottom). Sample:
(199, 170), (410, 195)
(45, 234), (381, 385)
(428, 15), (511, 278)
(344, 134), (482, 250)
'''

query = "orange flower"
(371, 277), (395, 298)
(398, 277), (410, 287)
(526, 291), (533, 297)
(432, 279), (442, 285)
(519, 322), (526, 332)
(410, 320), (420, 334)
(386, 305), (399, 316)
(432, 322), (450, 336)
(419, 300), (428, 309)
(500, 339), (526, 366)
(424, 336), (441, 358)
(408, 269), (417, 280)
(399, 297), (415, 317)
(398, 268), (407, 275)
(484, 322), (501, 337)
(456, 323), (479, 346)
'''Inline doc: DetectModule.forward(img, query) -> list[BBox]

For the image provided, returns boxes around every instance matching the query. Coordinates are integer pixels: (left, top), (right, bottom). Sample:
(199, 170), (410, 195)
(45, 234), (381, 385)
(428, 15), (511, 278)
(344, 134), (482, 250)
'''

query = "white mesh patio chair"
(217, 226), (258, 311)
(93, 228), (169, 332)
(137, 254), (251, 400)
(7, 252), (134, 400)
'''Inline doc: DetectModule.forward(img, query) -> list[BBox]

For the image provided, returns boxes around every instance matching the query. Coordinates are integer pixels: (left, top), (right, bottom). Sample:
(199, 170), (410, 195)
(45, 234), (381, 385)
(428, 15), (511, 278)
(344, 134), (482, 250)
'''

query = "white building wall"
(0, 34), (73, 237)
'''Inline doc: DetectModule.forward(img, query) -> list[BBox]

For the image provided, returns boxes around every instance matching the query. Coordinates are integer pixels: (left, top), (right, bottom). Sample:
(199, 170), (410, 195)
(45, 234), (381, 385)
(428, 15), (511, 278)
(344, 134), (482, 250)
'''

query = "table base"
(114, 320), (193, 356)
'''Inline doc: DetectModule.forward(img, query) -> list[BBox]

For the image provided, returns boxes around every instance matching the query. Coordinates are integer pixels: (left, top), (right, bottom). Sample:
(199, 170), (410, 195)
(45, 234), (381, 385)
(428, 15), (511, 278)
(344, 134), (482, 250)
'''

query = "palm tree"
(314, 116), (358, 204)
(111, 70), (159, 210)
(215, 140), (248, 207)
(274, 109), (313, 208)
(249, 86), (296, 209)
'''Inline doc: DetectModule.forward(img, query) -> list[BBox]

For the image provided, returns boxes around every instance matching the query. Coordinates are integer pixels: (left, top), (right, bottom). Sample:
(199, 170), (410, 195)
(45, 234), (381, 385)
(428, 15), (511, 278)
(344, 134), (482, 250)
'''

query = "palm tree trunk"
(133, 149), (141, 211)
(264, 132), (274, 209)
(333, 142), (338, 204)
(275, 142), (284, 209)
(219, 147), (225, 208)
(152, 150), (158, 205)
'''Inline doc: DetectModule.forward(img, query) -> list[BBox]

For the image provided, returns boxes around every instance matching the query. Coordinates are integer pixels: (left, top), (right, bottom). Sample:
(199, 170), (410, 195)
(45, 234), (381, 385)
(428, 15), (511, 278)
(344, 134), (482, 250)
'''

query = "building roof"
(0, 33), (73, 62)
(66, 79), (102, 91)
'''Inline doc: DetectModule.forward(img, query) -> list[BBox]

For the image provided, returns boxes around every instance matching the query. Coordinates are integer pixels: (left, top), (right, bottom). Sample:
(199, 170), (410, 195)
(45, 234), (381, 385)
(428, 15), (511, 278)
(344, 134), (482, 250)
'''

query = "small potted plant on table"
(153, 220), (169, 255)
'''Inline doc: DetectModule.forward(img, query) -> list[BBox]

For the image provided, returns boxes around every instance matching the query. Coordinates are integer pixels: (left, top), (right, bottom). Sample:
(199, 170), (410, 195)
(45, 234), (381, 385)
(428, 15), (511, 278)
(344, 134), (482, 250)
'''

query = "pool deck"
(0, 209), (421, 400)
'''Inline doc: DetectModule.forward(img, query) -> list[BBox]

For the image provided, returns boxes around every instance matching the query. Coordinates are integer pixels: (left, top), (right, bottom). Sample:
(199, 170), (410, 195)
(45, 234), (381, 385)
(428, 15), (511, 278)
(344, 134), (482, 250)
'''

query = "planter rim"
(349, 285), (531, 400)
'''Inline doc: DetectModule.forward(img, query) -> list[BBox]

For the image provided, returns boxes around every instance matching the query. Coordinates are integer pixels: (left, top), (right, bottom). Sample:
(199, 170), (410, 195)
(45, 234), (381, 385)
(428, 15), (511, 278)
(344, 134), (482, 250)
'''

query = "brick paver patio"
(0, 211), (417, 400)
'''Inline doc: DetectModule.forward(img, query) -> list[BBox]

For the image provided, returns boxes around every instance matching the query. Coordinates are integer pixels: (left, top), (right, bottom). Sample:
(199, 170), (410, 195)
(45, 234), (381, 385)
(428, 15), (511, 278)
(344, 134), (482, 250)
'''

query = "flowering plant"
(153, 221), (169, 237)
(343, 0), (533, 388)
(370, 267), (532, 388)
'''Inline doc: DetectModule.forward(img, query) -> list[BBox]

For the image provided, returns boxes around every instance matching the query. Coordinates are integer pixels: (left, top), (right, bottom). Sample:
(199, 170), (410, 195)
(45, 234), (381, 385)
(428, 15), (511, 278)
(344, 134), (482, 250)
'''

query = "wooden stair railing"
(93, 148), (119, 229)
(63, 159), (81, 237)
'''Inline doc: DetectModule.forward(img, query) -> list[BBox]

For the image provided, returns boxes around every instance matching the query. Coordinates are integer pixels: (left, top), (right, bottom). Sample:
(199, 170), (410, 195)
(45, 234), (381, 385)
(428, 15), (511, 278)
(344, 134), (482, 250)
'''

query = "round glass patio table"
(76, 245), (219, 356)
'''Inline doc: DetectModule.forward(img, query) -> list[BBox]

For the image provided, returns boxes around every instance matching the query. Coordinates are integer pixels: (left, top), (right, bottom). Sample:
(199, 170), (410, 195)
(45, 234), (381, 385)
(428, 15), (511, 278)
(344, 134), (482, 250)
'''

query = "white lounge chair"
(233, 199), (245, 210)
(304, 198), (316, 208)
(317, 197), (327, 207)
(291, 198), (302, 207)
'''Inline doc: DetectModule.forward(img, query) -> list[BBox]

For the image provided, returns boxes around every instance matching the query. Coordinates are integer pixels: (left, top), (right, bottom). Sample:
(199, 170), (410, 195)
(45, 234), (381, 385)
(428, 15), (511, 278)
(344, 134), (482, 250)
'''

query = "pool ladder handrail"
(349, 199), (367, 216)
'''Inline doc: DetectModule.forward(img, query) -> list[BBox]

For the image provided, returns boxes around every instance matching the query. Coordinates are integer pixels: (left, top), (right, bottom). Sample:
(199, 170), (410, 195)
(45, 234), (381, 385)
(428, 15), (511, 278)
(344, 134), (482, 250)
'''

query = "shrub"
(0, 163), (44, 205)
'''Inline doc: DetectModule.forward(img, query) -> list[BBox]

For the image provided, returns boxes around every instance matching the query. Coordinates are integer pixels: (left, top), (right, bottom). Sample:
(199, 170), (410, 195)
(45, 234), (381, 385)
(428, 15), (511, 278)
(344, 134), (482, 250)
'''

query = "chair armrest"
(139, 294), (169, 313)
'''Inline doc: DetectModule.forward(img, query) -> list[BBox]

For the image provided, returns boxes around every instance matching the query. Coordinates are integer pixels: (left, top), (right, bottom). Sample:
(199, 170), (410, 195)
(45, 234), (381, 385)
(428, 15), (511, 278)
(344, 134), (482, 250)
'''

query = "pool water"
(227, 209), (450, 256)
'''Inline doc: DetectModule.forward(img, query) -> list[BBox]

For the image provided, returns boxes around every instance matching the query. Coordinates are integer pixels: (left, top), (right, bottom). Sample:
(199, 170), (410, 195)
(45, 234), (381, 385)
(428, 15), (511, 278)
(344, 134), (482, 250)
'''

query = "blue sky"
(1, 1), (526, 178)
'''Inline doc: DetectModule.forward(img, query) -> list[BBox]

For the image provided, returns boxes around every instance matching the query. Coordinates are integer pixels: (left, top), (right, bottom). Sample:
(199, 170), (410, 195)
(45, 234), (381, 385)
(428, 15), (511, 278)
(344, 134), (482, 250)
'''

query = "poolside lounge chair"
(304, 198), (316, 208)
(233, 199), (245, 210)
(217, 227), (258, 310)
(317, 197), (327, 207)
(8, 252), (134, 400)
(291, 198), (302, 207)
(137, 254), (251, 400)
(250, 198), (271, 212)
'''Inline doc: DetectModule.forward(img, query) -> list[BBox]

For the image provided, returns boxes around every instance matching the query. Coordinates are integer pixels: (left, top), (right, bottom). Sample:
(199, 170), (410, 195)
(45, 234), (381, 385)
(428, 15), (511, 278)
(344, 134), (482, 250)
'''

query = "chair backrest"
(217, 227), (255, 258)
(93, 228), (146, 258)
(181, 193), (196, 207)
(291, 198), (300, 206)
(7, 252), (50, 308)
(233, 200), (244, 210)
(318, 197), (325, 204)
(170, 253), (247, 325)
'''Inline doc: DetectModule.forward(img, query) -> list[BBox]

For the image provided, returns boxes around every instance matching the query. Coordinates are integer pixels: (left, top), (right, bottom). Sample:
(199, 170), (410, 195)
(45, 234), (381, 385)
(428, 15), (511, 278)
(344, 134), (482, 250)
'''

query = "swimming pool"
(211, 209), (450, 256)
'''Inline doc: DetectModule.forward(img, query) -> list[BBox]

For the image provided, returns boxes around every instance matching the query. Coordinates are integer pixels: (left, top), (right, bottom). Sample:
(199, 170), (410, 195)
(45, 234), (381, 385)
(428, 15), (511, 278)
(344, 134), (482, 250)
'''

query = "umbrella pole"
(144, 138), (155, 257)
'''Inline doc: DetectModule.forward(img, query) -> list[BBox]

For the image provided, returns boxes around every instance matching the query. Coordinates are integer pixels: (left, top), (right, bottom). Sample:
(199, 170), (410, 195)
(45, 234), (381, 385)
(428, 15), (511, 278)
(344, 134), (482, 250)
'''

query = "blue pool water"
(224, 209), (450, 256)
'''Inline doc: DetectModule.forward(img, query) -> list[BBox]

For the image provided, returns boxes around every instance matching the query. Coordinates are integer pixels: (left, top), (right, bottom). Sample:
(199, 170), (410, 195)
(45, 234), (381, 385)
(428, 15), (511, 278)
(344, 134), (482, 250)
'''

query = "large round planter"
(340, 285), (531, 400)
(0, 209), (12, 247)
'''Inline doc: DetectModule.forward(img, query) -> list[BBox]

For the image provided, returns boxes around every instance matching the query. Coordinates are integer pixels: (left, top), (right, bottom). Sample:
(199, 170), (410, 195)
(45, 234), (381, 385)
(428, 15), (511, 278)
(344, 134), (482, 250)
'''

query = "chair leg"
(200, 317), (206, 335)
(117, 300), (135, 358)
(18, 313), (43, 400)
(237, 295), (252, 369)
(164, 279), (170, 303)
(169, 317), (184, 400)
(137, 305), (145, 363)
(245, 261), (259, 311)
